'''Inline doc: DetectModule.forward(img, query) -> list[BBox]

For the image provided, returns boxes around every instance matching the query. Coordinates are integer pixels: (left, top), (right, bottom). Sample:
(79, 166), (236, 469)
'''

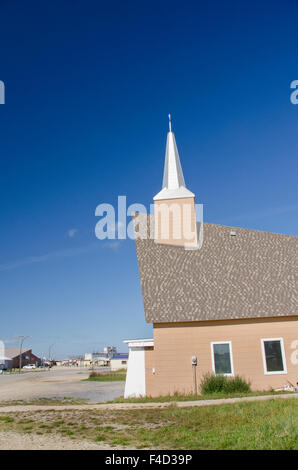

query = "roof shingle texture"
(134, 215), (298, 323)
(4, 348), (31, 359)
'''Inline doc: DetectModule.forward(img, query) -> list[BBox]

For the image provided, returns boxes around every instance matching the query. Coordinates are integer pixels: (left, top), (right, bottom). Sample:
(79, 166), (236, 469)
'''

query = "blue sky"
(0, 1), (297, 359)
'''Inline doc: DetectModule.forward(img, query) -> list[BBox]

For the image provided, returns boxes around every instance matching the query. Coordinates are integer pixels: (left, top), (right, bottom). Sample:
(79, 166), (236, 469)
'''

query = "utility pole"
(48, 343), (55, 364)
(18, 336), (31, 374)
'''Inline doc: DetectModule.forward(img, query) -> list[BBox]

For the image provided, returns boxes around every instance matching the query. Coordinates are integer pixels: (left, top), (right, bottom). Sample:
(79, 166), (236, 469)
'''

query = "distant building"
(5, 348), (41, 369)
(85, 347), (115, 365)
(110, 353), (128, 371)
(84, 352), (109, 366)
(84, 348), (128, 369)
(103, 346), (117, 356)
(84, 353), (93, 361)
(0, 356), (12, 370)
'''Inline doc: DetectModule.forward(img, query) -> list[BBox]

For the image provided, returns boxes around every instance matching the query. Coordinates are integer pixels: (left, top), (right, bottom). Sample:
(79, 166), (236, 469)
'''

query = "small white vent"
(230, 231), (236, 237)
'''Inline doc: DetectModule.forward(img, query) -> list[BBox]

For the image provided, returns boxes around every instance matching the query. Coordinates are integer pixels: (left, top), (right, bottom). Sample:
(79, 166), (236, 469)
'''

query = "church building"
(124, 117), (298, 398)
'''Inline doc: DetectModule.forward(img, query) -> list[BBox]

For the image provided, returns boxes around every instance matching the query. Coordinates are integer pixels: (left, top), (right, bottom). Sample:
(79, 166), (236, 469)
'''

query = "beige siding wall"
(145, 347), (155, 396)
(154, 197), (197, 248)
(145, 316), (298, 396)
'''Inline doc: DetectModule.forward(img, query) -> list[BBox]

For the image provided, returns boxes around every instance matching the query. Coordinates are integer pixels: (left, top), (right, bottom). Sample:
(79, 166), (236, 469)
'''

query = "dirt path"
(0, 431), (131, 450)
(0, 368), (124, 403)
(0, 392), (296, 412)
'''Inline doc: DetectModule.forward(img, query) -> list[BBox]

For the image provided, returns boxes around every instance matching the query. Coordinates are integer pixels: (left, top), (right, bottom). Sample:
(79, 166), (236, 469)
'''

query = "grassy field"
(0, 398), (296, 449)
(108, 390), (289, 403)
(0, 391), (291, 407)
(85, 369), (127, 382)
(0, 397), (88, 407)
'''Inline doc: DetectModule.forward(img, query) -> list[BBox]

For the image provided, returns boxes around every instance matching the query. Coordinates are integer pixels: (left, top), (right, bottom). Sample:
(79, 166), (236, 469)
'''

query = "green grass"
(200, 373), (251, 394)
(0, 416), (14, 423)
(0, 397), (296, 449)
(106, 389), (289, 404)
(85, 370), (126, 382)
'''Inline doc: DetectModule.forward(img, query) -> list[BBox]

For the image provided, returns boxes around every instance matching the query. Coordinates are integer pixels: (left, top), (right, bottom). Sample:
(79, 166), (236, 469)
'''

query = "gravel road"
(0, 367), (125, 403)
(0, 431), (131, 450)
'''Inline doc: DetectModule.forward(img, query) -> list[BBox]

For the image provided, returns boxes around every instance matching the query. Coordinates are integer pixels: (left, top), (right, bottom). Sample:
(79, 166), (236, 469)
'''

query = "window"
(261, 338), (287, 374)
(211, 342), (234, 376)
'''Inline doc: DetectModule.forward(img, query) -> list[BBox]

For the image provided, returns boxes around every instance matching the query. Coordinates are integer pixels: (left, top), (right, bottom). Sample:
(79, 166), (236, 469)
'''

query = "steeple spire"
(153, 115), (198, 249)
(154, 114), (194, 200)
(168, 113), (172, 132)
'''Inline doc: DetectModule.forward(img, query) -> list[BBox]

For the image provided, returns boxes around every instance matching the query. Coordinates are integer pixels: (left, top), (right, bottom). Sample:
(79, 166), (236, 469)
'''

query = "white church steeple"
(154, 114), (195, 200)
(153, 115), (198, 249)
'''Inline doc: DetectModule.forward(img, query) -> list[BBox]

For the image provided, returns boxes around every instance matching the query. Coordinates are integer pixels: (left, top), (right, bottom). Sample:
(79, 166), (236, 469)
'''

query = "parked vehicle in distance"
(22, 364), (37, 369)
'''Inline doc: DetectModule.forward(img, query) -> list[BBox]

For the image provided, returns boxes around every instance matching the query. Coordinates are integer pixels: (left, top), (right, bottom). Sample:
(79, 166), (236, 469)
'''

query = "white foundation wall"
(123, 339), (154, 398)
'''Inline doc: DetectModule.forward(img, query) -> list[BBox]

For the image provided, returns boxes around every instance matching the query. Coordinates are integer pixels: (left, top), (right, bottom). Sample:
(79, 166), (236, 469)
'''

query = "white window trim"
(261, 338), (287, 375)
(211, 341), (234, 376)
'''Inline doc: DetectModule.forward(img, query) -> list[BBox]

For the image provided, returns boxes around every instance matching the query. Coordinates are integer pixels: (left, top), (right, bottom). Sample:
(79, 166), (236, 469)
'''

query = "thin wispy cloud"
(67, 228), (78, 238)
(0, 238), (124, 272)
(220, 204), (298, 225)
(0, 243), (99, 272)
(106, 241), (121, 251)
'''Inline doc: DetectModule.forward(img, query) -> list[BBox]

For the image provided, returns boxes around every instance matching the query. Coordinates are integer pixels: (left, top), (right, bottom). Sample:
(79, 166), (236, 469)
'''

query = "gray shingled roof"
(4, 348), (31, 359)
(134, 215), (298, 323)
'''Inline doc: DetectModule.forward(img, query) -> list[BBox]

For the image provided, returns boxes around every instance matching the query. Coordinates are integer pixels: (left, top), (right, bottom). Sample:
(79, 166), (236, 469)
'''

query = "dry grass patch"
(0, 398), (296, 449)
(107, 390), (289, 404)
(86, 370), (126, 382)
(0, 397), (88, 406)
